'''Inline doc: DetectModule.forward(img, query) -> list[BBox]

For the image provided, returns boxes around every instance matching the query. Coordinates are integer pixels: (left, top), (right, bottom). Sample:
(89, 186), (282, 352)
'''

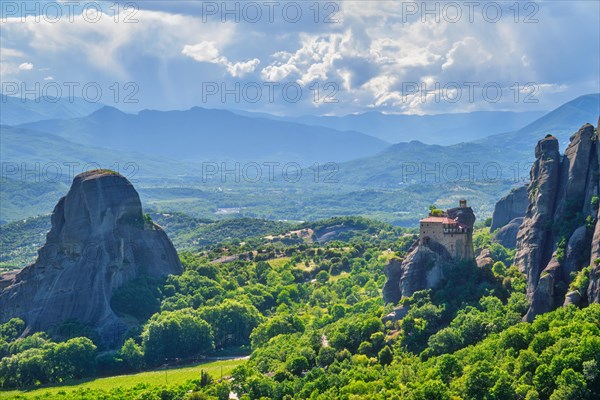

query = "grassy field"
(0, 358), (246, 399)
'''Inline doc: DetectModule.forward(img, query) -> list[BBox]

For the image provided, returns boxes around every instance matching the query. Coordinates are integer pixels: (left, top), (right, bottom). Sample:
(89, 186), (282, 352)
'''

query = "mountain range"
(0, 94), (104, 125)
(1, 93), (598, 225)
(18, 107), (389, 164)
(233, 109), (547, 145)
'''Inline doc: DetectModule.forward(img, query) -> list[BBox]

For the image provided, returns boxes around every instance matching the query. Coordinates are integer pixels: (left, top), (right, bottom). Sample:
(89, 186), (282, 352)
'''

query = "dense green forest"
(1, 216), (599, 399)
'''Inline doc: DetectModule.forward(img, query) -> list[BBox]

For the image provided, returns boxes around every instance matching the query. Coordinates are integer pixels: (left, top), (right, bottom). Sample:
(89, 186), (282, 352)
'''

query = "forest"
(1, 216), (598, 399)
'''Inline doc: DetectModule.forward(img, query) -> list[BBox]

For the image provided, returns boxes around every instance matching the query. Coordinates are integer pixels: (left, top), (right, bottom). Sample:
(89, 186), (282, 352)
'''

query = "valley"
(1, 3), (599, 396)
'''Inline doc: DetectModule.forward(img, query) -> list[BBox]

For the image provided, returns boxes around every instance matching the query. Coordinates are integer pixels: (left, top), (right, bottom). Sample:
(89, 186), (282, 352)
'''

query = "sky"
(1, 0), (599, 116)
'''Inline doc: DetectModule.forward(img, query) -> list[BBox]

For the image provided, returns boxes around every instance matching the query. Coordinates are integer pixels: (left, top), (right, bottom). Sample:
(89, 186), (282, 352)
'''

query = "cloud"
(1, 1), (597, 114)
(18, 62), (33, 70)
(1, 9), (237, 80)
(0, 48), (24, 58)
(182, 41), (259, 77)
(43, 76), (54, 81)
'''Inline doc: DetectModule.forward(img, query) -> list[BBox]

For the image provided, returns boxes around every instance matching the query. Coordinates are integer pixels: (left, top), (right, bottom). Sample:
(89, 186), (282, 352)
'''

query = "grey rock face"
(382, 258), (403, 304)
(553, 124), (595, 220)
(476, 248), (494, 268)
(563, 226), (590, 282)
(589, 119), (600, 302)
(524, 258), (560, 322)
(515, 120), (600, 321)
(398, 240), (453, 298)
(514, 136), (561, 298)
(491, 185), (528, 232)
(493, 217), (524, 249)
(0, 170), (182, 344)
(563, 290), (582, 307)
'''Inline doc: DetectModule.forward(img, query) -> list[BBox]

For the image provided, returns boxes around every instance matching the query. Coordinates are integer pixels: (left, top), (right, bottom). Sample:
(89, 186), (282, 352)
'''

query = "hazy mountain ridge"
(336, 94), (600, 186)
(233, 109), (547, 145)
(0, 94), (104, 125)
(18, 106), (389, 164)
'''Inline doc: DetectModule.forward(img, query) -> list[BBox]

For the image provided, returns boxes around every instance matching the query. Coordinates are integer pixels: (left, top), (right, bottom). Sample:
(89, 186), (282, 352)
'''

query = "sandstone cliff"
(0, 170), (182, 344)
(513, 121), (600, 321)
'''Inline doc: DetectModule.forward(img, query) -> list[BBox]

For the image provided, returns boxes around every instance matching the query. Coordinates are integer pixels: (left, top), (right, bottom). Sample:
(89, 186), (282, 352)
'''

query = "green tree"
(287, 356), (309, 376)
(142, 309), (214, 365)
(0, 318), (25, 342)
(119, 338), (144, 371)
(378, 345), (393, 366)
(197, 299), (263, 347)
(47, 337), (97, 381)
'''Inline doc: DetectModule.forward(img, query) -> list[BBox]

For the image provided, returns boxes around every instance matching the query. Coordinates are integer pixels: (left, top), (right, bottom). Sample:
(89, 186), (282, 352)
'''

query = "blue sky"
(1, 0), (598, 115)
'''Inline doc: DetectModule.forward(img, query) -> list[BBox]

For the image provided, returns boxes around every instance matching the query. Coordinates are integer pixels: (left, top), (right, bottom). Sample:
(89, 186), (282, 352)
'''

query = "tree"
(250, 314), (304, 347)
(47, 337), (97, 381)
(199, 369), (214, 388)
(287, 356), (309, 375)
(120, 338), (144, 371)
(412, 380), (450, 400)
(0, 318), (25, 342)
(378, 345), (393, 366)
(428, 327), (462, 355)
(550, 369), (590, 400)
(464, 361), (495, 400)
(197, 299), (264, 347)
(316, 346), (336, 367)
(316, 270), (329, 284)
(436, 354), (462, 384)
(142, 309), (214, 365)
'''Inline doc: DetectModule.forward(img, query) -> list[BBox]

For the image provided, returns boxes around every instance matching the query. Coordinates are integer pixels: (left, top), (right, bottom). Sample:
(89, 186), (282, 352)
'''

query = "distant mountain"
(19, 107), (389, 164)
(0, 125), (189, 179)
(478, 93), (600, 152)
(0, 94), (104, 125)
(337, 94), (600, 187)
(233, 109), (546, 145)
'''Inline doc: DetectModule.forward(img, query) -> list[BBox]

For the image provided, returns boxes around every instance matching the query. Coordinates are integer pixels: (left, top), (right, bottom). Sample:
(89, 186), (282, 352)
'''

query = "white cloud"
(0, 1), (596, 114)
(18, 62), (33, 70)
(1, 10), (236, 79)
(43, 76), (54, 81)
(182, 41), (259, 77)
(0, 48), (24, 58)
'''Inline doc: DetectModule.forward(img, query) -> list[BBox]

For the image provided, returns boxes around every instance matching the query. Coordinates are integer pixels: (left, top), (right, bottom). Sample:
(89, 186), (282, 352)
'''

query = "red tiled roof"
(420, 217), (457, 224)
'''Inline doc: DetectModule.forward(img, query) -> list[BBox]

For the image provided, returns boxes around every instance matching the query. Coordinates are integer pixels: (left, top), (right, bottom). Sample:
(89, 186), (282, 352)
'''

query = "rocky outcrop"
(399, 241), (453, 298)
(493, 217), (523, 249)
(491, 185), (528, 231)
(383, 238), (456, 303)
(514, 121), (600, 322)
(382, 258), (403, 304)
(476, 248), (494, 268)
(447, 205), (476, 228)
(0, 170), (182, 344)
(589, 120), (600, 303)
(514, 136), (562, 303)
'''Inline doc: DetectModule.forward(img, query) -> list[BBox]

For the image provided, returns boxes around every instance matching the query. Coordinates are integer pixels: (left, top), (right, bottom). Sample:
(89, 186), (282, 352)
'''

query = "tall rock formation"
(0, 170), (182, 344)
(513, 121), (600, 321)
(491, 185), (528, 232)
